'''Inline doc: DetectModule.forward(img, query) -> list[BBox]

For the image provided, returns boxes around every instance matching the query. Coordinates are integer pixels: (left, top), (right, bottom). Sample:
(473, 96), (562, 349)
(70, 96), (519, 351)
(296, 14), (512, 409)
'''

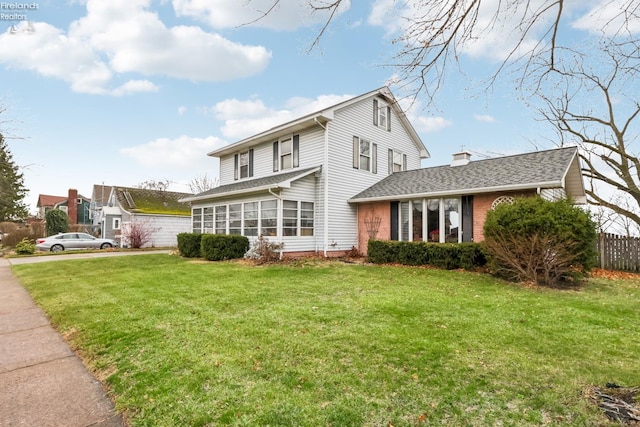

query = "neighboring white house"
(95, 185), (193, 248)
(180, 87), (430, 256)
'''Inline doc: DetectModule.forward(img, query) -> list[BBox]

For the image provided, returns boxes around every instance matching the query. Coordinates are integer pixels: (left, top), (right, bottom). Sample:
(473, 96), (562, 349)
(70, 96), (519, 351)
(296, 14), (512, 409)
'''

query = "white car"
(36, 233), (118, 252)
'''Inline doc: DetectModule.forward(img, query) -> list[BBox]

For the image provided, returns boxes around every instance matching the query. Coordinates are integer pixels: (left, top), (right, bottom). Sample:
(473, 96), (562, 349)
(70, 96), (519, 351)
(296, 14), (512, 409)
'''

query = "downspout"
(268, 187), (282, 200)
(315, 117), (329, 257)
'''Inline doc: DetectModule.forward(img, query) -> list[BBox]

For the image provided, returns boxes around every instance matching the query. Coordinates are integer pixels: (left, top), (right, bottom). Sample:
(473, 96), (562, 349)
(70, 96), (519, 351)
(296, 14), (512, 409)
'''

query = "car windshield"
(78, 233), (94, 239)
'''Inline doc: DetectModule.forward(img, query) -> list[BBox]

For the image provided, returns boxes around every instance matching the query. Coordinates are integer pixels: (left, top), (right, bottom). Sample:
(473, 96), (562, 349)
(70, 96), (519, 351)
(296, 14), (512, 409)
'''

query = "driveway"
(7, 249), (172, 265)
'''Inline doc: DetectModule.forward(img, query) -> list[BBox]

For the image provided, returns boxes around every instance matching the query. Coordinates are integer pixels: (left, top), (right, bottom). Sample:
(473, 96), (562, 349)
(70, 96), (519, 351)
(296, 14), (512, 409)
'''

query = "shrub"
(15, 237), (36, 255)
(367, 239), (486, 270)
(177, 233), (203, 258)
(45, 209), (69, 236)
(244, 235), (284, 264)
(201, 234), (249, 261)
(483, 197), (597, 286)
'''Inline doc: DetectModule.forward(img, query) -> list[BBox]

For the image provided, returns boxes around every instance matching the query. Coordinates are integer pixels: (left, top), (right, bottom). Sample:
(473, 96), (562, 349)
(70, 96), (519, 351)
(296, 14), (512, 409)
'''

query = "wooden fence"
(597, 233), (640, 271)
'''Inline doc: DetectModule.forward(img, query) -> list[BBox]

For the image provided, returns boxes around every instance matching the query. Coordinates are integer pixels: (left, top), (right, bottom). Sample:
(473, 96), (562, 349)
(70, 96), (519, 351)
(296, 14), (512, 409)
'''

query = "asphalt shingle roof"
(187, 166), (321, 200)
(350, 147), (579, 201)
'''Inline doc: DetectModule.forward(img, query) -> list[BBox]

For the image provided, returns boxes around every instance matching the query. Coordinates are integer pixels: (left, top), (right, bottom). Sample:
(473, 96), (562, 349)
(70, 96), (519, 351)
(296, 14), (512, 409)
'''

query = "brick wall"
(357, 202), (390, 255)
(472, 191), (535, 242)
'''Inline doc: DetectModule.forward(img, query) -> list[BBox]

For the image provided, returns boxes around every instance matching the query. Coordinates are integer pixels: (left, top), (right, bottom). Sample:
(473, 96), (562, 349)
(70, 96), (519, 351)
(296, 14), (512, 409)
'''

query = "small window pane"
(244, 202), (258, 236)
(215, 206), (227, 234)
(229, 204), (242, 235)
(283, 200), (298, 237)
(261, 200), (277, 236)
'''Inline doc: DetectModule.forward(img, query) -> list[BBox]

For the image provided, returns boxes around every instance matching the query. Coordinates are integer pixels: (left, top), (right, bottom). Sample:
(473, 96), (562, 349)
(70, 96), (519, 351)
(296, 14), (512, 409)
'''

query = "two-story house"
(182, 87), (586, 256)
(181, 87), (429, 256)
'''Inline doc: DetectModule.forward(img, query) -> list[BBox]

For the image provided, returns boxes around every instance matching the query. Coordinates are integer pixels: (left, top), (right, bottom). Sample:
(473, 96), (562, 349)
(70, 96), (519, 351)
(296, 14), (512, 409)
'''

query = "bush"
(15, 237), (36, 255)
(244, 235), (284, 264)
(483, 197), (597, 286)
(367, 240), (486, 270)
(177, 233), (203, 258)
(45, 209), (69, 236)
(201, 234), (249, 261)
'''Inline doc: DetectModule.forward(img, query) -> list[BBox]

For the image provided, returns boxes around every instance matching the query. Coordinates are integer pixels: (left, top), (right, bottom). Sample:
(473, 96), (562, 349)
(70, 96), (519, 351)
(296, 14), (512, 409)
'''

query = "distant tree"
(188, 173), (219, 194)
(0, 133), (28, 221)
(535, 41), (640, 231)
(45, 209), (69, 236)
(136, 179), (171, 192)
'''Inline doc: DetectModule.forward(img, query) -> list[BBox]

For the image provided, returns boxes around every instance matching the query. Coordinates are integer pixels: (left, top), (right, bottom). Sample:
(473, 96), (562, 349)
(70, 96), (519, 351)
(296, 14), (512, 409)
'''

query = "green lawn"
(11, 254), (640, 426)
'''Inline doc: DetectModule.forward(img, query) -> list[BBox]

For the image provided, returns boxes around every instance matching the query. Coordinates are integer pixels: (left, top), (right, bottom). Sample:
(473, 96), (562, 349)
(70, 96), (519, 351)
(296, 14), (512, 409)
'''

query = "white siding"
(127, 214), (191, 248)
(322, 96), (425, 251)
(218, 127), (326, 186)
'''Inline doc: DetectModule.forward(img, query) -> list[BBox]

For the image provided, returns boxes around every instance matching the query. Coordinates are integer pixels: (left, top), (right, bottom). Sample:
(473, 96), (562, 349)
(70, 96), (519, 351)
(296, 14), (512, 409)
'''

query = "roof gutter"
(348, 181), (562, 203)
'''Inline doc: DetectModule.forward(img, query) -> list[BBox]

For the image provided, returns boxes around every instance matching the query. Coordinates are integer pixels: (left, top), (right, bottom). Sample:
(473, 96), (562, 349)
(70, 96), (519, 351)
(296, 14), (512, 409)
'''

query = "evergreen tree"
(0, 133), (28, 221)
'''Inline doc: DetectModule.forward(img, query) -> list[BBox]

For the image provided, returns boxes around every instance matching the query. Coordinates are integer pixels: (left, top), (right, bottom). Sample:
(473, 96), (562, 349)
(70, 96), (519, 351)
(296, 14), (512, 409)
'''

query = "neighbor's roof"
(208, 87), (430, 159)
(180, 166), (321, 203)
(114, 187), (192, 215)
(91, 184), (113, 206)
(349, 147), (585, 202)
(36, 194), (66, 207)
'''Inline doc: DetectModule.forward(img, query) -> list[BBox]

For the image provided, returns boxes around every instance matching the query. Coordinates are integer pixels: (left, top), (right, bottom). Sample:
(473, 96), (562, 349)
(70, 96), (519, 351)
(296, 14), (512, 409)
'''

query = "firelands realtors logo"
(2, 2), (39, 33)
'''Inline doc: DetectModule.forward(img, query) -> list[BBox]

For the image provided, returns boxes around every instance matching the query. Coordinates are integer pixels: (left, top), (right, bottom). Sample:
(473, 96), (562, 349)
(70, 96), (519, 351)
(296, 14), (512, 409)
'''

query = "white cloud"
(120, 135), (226, 172)
(473, 114), (497, 123)
(211, 94), (354, 140)
(571, 0), (640, 35)
(112, 80), (160, 96)
(0, 0), (271, 94)
(178, 106), (187, 116)
(172, 0), (351, 30)
(396, 94), (453, 133)
(411, 116), (453, 133)
(367, 0), (560, 62)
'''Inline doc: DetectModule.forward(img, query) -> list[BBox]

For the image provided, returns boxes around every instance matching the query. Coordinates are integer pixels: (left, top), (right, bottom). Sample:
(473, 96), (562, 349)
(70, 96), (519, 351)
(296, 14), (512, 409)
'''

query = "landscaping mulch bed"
(585, 384), (640, 425)
(590, 268), (640, 280)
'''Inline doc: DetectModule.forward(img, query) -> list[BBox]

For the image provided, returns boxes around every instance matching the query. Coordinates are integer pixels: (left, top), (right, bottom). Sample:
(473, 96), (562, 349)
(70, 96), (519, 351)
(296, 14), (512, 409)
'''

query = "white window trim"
(112, 217), (121, 230)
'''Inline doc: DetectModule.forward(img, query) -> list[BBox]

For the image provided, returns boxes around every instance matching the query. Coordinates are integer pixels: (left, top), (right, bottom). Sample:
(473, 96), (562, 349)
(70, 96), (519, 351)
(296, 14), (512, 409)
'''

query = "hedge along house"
(98, 186), (193, 247)
(180, 87), (430, 256)
(350, 146), (586, 254)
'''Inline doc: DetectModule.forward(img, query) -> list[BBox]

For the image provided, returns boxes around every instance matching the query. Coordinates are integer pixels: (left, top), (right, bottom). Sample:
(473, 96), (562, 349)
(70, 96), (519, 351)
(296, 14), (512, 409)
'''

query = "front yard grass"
(11, 254), (640, 426)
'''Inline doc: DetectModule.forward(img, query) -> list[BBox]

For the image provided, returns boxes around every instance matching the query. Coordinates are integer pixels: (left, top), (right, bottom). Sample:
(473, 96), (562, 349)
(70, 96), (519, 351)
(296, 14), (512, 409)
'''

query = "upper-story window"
(352, 136), (377, 173)
(273, 135), (299, 172)
(388, 149), (407, 173)
(234, 149), (254, 180)
(373, 99), (391, 131)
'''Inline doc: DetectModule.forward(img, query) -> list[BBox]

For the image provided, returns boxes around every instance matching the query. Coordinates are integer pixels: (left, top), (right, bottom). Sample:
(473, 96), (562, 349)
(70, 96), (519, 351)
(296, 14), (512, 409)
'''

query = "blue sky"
(0, 0), (614, 213)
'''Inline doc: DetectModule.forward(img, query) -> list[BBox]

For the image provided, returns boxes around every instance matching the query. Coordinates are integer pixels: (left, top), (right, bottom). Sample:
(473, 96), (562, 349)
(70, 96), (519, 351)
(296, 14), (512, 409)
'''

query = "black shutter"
(387, 106), (391, 131)
(273, 141), (279, 172)
(234, 154), (239, 181)
(390, 202), (399, 240)
(373, 99), (379, 126)
(462, 195), (474, 242)
(388, 149), (393, 174)
(293, 134), (299, 168)
(353, 136), (359, 168)
(248, 149), (254, 177)
(372, 143), (377, 174)
(403, 154), (407, 171)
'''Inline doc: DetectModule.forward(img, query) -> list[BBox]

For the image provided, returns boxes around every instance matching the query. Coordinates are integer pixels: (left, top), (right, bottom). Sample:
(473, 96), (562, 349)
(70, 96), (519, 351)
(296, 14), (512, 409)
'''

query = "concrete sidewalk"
(0, 257), (125, 427)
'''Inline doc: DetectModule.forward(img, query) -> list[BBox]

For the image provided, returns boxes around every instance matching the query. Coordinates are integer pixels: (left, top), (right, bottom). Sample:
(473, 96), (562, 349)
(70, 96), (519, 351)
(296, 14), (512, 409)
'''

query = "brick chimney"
(68, 188), (78, 226)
